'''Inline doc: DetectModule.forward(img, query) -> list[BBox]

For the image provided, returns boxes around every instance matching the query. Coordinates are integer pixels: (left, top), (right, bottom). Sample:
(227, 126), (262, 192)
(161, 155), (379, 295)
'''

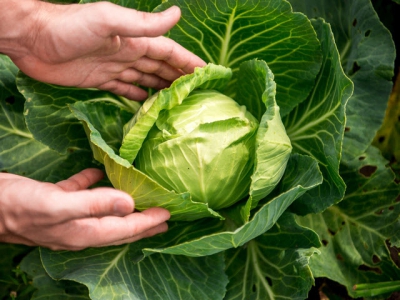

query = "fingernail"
(163, 6), (179, 15)
(113, 199), (131, 216)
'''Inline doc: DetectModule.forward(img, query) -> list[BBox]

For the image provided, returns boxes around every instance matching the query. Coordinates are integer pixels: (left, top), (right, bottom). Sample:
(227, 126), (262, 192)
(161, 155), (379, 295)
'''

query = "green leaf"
(284, 19), (353, 214)
(141, 154), (322, 257)
(296, 146), (400, 298)
(73, 102), (133, 154)
(233, 59), (292, 221)
(70, 100), (222, 221)
(16, 73), (135, 155)
(20, 249), (90, 300)
(41, 246), (228, 300)
(0, 55), (95, 182)
(0, 244), (33, 299)
(224, 213), (320, 300)
(288, 0), (396, 163)
(120, 63), (232, 163)
(155, 0), (322, 116)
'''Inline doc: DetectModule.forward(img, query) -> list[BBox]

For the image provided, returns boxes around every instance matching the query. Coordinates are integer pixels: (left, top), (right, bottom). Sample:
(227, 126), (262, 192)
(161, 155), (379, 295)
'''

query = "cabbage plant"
(1, 0), (399, 299)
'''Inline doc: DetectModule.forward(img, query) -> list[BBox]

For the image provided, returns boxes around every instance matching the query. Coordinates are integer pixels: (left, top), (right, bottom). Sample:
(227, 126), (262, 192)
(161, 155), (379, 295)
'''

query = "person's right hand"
(0, 168), (170, 251)
(5, 1), (206, 100)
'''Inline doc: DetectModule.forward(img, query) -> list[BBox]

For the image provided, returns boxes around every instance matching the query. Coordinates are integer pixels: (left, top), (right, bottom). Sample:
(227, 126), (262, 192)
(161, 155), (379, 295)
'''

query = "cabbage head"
(75, 61), (292, 221)
(135, 90), (259, 210)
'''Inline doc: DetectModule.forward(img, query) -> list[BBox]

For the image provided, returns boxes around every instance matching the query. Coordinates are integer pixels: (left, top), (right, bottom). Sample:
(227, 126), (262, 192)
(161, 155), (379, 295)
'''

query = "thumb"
(104, 4), (181, 37)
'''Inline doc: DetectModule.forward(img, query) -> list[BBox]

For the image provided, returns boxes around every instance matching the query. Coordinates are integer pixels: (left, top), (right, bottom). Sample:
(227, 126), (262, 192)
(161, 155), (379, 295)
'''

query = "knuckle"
(92, 2), (115, 23)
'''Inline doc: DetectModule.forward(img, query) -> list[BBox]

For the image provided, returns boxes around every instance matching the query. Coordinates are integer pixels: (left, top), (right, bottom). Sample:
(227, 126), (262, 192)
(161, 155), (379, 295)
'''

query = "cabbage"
(112, 61), (292, 220)
(136, 90), (261, 210)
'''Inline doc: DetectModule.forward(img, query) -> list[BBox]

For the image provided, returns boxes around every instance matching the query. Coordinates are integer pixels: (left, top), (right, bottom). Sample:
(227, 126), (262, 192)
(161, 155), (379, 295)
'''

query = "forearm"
(0, 0), (44, 58)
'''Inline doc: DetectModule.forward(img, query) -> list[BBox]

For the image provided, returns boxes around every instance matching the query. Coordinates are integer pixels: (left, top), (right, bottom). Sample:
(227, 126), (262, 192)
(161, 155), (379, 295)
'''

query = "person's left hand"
(8, 1), (206, 100)
(0, 169), (170, 250)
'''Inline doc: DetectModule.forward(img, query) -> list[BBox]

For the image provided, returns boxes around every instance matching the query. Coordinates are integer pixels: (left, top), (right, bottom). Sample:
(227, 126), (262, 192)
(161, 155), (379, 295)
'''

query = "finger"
(61, 208), (170, 250)
(95, 3), (181, 37)
(56, 168), (104, 191)
(50, 187), (135, 223)
(118, 68), (171, 89)
(95, 222), (169, 248)
(83, 208), (170, 248)
(97, 80), (149, 100)
(129, 57), (184, 82)
(134, 36), (206, 74)
(0, 172), (28, 180)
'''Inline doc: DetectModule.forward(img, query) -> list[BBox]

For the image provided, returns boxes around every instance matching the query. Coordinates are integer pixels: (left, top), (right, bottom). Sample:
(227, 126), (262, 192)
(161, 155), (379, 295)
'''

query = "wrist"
(0, 0), (44, 58)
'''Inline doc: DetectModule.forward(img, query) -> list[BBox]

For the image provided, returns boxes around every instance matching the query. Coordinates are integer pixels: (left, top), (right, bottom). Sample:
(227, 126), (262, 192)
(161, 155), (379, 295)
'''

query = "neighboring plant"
(0, 0), (399, 299)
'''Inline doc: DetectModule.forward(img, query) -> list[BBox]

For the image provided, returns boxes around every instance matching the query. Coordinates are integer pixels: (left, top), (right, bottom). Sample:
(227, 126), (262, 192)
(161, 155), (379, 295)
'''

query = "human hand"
(0, 169), (170, 250)
(5, 1), (206, 100)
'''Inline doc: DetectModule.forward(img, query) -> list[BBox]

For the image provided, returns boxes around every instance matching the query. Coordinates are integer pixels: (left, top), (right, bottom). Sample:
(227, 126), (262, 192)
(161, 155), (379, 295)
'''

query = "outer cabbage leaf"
(234, 60), (292, 222)
(296, 146), (400, 298)
(155, 0), (322, 116)
(224, 213), (321, 300)
(284, 19), (353, 214)
(0, 243), (33, 299)
(41, 246), (228, 300)
(0, 55), (98, 182)
(20, 249), (90, 300)
(16, 73), (139, 154)
(288, 0), (396, 164)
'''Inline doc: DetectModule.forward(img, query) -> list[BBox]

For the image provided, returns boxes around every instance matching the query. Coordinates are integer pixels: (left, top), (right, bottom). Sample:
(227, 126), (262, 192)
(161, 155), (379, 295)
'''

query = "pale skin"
(0, 0), (206, 250)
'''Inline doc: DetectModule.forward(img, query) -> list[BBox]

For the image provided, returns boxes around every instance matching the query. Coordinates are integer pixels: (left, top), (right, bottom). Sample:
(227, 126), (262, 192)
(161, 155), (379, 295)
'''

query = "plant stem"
(353, 280), (400, 297)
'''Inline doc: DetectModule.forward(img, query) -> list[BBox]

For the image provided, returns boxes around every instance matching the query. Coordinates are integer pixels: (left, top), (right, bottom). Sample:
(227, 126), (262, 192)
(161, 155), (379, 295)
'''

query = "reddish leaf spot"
(358, 264), (382, 274)
(372, 255), (381, 264)
(359, 165), (377, 178)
